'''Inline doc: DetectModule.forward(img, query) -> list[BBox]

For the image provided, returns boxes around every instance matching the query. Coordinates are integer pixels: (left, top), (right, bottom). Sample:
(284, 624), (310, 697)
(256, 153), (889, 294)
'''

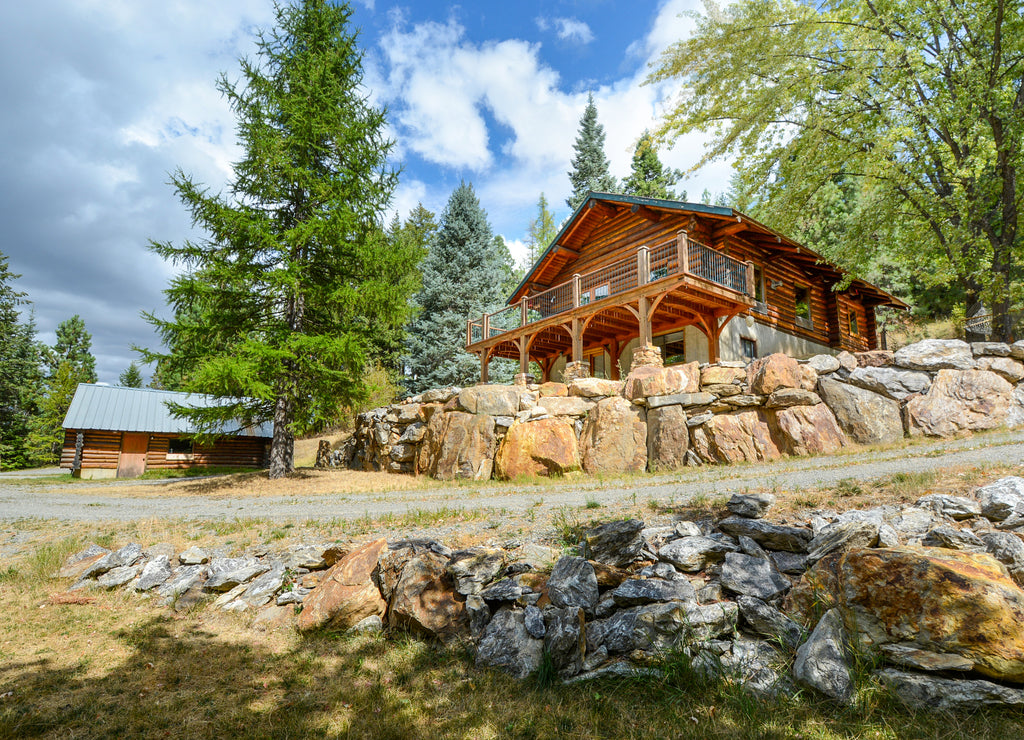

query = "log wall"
(61, 430), (269, 471)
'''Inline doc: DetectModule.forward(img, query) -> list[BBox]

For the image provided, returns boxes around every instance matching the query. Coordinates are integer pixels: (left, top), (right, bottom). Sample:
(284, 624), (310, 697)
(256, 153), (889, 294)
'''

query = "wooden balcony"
(466, 231), (756, 381)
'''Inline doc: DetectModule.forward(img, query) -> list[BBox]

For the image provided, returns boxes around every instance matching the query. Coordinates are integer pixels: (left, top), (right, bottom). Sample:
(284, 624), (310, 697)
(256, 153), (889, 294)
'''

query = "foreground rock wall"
(63, 475), (1024, 710)
(341, 339), (1024, 480)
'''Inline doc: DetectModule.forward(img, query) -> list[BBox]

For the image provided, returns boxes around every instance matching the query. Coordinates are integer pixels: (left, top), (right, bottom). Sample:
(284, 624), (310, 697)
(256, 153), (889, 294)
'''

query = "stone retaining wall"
(340, 339), (1024, 481)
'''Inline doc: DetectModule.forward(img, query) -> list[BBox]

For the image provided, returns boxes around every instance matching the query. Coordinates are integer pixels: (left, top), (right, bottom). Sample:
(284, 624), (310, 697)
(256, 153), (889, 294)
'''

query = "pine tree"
(622, 131), (683, 200)
(119, 363), (144, 388)
(48, 315), (97, 383)
(405, 183), (514, 392)
(566, 93), (617, 210)
(524, 193), (557, 268)
(0, 252), (42, 470)
(142, 0), (421, 478)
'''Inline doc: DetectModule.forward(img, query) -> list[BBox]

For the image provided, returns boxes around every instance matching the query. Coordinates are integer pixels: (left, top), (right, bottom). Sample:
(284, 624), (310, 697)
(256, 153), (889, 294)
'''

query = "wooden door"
(117, 433), (149, 478)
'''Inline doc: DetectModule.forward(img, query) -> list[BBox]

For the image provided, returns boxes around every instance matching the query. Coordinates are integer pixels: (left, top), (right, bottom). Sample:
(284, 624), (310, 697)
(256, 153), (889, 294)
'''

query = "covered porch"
(465, 231), (756, 382)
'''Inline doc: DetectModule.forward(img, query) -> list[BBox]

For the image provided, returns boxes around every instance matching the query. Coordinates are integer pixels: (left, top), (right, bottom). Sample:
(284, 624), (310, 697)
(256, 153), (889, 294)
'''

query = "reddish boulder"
(747, 353), (802, 395)
(494, 418), (580, 479)
(770, 403), (847, 456)
(388, 551), (468, 642)
(298, 538), (387, 632)
(907, 369), (1014, 437)
(417, 411), (496, 480)
(624, 362), (699, 401)
(690, 410), (781, 464)
(580, 396), (647, 474)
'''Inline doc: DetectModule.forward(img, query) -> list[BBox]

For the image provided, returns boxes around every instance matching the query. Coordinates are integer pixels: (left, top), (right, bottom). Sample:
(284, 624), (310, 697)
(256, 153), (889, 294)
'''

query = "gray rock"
(696, 582), (723, 604)
(921, 526), (987, 552)
(524, 604), (546, 639)
(587, 600), (738, 655)
(447, 547), (505, 596)
(421, 386), (460, 404)
(82, 543), (145, 579)
(875, 668), (1024, 710)
(157, 564), (206, 601)
(738, 535), (768, 559)
(879, 644), (974, 672)
(846, 366), (931, 401)
(610, 578), (697, 606)
(398, 421), (426, 443)
(978, 477), (1024, 521)
(886, 506), (938, 542)
(564, 660), (661, 684)
(476, 607), (544, 679)
(877, 524), (901, 548)
(686, 412), (713, 427)
(979, 531), (1024, 585)
(793, 609), (853, 704)
(581, 519), (645, 567)
(204, 559), (270, 592)
(179, 546), (209, 565)
(537, 396), (595, 417)
(915, 494), (981, 520)
(346, 614), (384, 635)
(718, 516), (812, 553)
(765, 388), (821, 408)
(720, 552), (791, 601)
(816, 377), (904, 446)
(479, 577), (525, 603)
(894, 339), (974, 371)
(213, 583), (247, 609)
(638, 562), (686, 581)
(580, 644), (609, 674)
(276, 587), (311, 606)
(806, 355), (841, 374)
(134, 555), (173, 591)
(736, 595), (804, 650)
(1012, 341), (1024, 360)
(96, 563), (143, 588)
(719, 394), (766, 408)
(727, 492), (776, 519)
(241, 564), (286, 606)
(692, 638), (794, 698)
(516, 543), (560, 570)
(805, 520), (880, 565)
(543, 606), (585, 678)
(770, 551), (809, 575)
(658, 535), (737, 572)
(646, 392), (716, 409)
(465, 594), (491, 637)
(279, 544), (326, 570)
(972, 341), (1012, 357)
(547, 557), (598, 611)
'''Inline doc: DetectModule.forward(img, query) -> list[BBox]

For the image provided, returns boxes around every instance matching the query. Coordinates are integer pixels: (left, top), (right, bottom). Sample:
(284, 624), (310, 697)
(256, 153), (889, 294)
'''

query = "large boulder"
(845, 366), (931, 401)
(388, 551), (467, 641)
(581, 519), (645, 567)
(536, 396), (594, 417)
(975, 356), (1024, 384)
(476, 607), (544, 679)
(646, 404), (689, 472)
(748, 353), (802, 395)
(816, 377), (904, 445)
(701, 364), (747, 387)
(457, 386), (522, 416)
(587, 601), (738, 654)
(906, 369), (1014, 437)
(793, 609), (854, 704)
(579, 396), (647, 474)
(769, 403), (847, 457)
(298, 538), (388, 632)
(831, 547), (1024, 683)
(494, 418), (579, 479)
(894, 339), (974, 371)
(690, 410), (781, 464)
(623, 362), (699, 401)
(569, 377), (624, 398)
(418, 411), (496, 480)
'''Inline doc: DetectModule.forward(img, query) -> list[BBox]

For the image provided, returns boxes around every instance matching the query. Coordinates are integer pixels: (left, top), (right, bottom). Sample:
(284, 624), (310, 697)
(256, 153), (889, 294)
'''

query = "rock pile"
(340, 339), (1024, 480)
(61, 475), (1024, 710)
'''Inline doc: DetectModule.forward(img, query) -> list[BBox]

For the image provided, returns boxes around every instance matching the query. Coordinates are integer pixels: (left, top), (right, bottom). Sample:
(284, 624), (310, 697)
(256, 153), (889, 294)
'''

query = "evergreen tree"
(524, 193), (557, 268)
(142, 0), (420, 478)
(0, 252), (42, 470)
(27, 360), (85, 466)
(567, 93), (617, 210)
(405, 183), (513, 392)
(119, 363), (144, 388)
(48, 315), (96, 382)
(622, 131), (683, 200)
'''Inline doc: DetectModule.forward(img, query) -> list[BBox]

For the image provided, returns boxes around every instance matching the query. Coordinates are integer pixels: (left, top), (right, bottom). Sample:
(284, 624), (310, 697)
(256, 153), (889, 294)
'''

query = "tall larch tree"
(622, 131), (684, 200)
(524, 193), (557, 268)
(47, 315), (97, 382)
(142, 0), (421, 478)
(405, 183), (513, 392)
(566, 93), (617, 210)
(0, 252), (42, 470)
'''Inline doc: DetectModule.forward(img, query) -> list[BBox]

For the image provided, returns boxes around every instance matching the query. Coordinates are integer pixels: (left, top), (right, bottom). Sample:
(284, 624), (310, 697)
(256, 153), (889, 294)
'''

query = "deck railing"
(466, 234), (752, 347)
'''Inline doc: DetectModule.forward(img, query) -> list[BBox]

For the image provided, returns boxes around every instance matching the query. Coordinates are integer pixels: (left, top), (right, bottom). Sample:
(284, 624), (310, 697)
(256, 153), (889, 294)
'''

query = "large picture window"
(653, 330), (687, 365)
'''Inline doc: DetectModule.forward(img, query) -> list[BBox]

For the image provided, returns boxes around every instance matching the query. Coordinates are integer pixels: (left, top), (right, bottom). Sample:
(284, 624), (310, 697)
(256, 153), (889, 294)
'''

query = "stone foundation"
(631, 344), (663, 369)
(562, 361), (590, 384)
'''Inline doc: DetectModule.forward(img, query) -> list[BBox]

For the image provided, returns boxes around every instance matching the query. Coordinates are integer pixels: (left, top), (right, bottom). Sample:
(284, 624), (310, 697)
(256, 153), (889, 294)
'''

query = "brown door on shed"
(117, 433), (149, 478)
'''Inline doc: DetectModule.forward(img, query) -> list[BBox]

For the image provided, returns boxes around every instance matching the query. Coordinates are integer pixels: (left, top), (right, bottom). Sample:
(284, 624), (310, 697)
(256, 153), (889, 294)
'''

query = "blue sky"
(0, 0), (732, 383)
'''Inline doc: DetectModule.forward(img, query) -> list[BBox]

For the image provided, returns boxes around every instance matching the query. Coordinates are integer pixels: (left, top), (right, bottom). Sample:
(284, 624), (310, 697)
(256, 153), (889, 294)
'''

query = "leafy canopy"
(649, 0), (1024, 339)
(143, 0), (420, 477)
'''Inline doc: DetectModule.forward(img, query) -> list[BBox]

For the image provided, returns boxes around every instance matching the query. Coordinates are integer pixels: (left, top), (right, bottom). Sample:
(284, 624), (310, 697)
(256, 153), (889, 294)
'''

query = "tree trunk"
(269, 394), (294, 479)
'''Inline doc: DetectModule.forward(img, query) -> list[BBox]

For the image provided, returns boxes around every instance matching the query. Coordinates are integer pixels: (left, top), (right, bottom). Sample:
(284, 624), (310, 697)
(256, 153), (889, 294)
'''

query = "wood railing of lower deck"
(465, 232), (753, 347)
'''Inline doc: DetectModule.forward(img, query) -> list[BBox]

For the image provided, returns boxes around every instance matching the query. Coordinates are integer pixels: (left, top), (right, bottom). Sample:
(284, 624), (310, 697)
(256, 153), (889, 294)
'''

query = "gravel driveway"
(2, 431), (1022, 523)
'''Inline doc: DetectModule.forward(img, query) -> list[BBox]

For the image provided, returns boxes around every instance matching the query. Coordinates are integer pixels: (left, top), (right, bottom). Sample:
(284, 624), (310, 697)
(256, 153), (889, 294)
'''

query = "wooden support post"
(572, 274), (581, 308)
(466, 319), (472, 347)
(637, 245), (650, 285)
(608, 336), (620, 380)
(707, 317), (720, 364)
(745, 260), (755, 297)
(541, 357), (553, 383)
(480, 350), (490, 383)
(482, 313), (490, 339)
(638, 295), (652, 346)
(571, 317), (583, 362)
(520, 297), (528, 328)
(677, 230), (689, 274)
(519, 339), (529, 375)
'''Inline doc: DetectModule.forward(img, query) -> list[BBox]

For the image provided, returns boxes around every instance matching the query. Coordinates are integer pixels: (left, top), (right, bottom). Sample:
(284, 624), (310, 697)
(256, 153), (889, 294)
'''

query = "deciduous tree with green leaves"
(649, 0), (1024, 340)
(524, 193), (557, 268)
(0, 252), (42, 470)
(405, 183), (515, 392)
(142, 0), (420, 478)
(567, 93), (617, 210)
(622, 131), (684, 200)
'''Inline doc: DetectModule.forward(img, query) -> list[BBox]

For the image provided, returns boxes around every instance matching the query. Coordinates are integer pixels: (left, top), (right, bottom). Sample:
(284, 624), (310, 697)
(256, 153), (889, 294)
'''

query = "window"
(740, 337), (757, 361)
(794, 286), (812, 328)
(167, 437), (194, 460)
(589, 353), (608, 379)
(849, 311), (859, 336)
(653, 330), (687, 365)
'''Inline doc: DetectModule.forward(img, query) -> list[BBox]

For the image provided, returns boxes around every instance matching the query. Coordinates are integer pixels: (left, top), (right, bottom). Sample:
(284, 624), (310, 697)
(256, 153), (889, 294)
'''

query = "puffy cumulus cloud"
(536, 16), (595, 44)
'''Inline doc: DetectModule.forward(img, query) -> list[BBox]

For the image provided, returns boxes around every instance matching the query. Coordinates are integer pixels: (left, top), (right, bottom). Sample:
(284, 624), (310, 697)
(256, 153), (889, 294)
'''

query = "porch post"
(466, 319), (472, 347)
(482, 313), (490, 339)
(638, 296), (652, 346)
(571, 317), (583, 361)
(708, 318), (720, 364)
(519, 338), (529, 375)
(677, 230), (689, 274)
(520, 297), (528, 327)
(745, 260), (755, 297)
(480, 349), (490, 383)
(608, 337), (620, 380)
(572, 274), (581, 307)
(637, 245), (650, 285)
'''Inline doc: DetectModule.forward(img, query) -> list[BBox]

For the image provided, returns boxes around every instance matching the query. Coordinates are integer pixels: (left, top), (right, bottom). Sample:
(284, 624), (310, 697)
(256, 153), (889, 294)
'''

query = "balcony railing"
(466, 233), (753, 347)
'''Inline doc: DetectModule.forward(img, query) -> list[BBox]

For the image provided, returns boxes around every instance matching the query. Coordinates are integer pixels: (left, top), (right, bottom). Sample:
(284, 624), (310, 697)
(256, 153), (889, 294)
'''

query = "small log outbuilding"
(466, 193), (907, 381)
(61, 384), (272, 479)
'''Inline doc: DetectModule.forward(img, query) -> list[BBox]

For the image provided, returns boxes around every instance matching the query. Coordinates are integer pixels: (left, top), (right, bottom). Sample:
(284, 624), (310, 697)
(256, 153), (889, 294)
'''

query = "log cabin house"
(60, 384), (272, 479)
(466, 193), (906, 382)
